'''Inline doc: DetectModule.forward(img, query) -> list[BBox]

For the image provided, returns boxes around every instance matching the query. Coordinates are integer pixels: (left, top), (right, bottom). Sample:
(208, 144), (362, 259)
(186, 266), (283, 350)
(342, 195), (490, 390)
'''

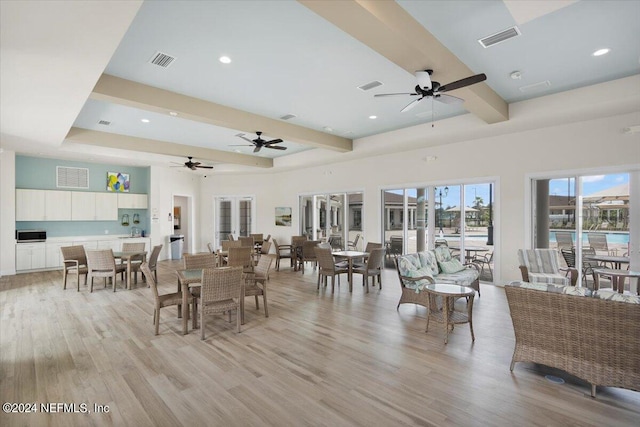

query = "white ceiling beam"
(90, 74), (353, 152)
(299, 0), (509, 124)
(65, 128), (273, 168)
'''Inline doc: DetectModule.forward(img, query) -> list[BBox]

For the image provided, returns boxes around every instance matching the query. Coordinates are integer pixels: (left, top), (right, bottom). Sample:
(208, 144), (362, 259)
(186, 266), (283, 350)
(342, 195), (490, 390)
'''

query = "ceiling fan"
(171, 156), (214, 170)
(231, 131), (287, 153)
(375, 69), (487, 112)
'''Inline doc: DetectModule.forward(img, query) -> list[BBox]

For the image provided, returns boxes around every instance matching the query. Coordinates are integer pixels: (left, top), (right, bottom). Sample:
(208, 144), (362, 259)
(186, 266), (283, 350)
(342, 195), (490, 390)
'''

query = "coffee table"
(423, 283), (475, 344)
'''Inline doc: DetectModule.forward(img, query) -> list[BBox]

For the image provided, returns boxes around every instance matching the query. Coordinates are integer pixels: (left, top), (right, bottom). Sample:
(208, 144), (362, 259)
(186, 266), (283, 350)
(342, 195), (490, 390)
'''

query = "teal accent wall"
(16, 156), (149, 192)
(15, 156), (151, 237)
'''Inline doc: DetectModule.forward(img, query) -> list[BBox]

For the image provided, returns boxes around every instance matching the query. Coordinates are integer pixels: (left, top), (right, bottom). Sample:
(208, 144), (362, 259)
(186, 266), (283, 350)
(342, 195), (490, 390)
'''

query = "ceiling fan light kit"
(375, 69), (487, 113)
(174, 156), (214, 170)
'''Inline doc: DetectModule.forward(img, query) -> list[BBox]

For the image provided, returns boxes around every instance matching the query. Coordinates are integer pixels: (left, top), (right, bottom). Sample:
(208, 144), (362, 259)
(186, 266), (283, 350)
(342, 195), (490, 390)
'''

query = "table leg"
(348, 258), (353, 292)
(468, 294), (475, 342)
(182, 282), (188, 335)
(127, 259), (132, 290)
(240, 281), (245, 325)
(444, 297), (450, 344)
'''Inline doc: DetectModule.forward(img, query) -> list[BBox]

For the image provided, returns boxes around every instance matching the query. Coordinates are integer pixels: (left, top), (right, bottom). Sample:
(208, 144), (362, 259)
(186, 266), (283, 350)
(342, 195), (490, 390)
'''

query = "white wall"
(149, 166), (202, 260)
(201, 111), (640, 284)
(0, 149), (16, 276)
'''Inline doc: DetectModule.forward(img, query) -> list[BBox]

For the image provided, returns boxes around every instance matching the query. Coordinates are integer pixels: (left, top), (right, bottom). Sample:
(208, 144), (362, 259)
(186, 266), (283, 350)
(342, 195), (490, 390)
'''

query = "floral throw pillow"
(434, 246), (452, 263)
(438, 258), (466, 274)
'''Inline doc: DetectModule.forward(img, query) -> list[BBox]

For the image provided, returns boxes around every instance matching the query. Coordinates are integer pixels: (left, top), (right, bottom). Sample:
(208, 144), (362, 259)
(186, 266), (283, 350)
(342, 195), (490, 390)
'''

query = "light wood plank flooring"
(1, 259), (638, 426)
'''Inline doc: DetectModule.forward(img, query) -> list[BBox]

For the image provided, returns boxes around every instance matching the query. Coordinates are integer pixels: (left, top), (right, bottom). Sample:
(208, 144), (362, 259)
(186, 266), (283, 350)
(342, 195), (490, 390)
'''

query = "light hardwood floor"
(1, 259), (638, 426)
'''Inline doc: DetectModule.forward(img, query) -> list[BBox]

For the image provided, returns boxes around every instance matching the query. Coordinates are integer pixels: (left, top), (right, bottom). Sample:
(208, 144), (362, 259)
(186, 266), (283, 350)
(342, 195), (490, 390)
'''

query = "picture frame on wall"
(275, 207), (292, 226)
(107, 172), (130, 192)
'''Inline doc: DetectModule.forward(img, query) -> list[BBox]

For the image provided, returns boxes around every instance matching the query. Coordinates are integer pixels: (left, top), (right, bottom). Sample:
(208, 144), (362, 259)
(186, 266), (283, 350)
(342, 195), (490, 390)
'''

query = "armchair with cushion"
(518, 248), (577, 286)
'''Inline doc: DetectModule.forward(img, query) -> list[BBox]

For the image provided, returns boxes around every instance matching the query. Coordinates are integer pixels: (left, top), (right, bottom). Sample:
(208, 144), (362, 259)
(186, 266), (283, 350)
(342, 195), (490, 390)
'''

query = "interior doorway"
(173, 195), (191, 254)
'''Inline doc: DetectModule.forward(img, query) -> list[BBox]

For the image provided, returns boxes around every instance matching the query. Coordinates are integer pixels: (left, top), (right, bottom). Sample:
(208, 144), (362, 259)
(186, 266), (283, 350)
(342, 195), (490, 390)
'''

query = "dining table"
(331, 250), (368, 292)
(448, 245), (488, 262)
(113, 250), (147, 290)
(584, 254), (630, 270)
(176, 268), (247, 335)
(593, 268), (640, 294)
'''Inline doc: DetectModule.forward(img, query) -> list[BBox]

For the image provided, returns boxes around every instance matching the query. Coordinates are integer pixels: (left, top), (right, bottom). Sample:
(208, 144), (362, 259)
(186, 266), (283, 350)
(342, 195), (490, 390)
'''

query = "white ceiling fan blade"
(236, 133), (255, 144)
(415, 70), (432, 89)
(401, 97), (424, 112)
(435, 94), (464, 105)
(374, 92), (418, 98)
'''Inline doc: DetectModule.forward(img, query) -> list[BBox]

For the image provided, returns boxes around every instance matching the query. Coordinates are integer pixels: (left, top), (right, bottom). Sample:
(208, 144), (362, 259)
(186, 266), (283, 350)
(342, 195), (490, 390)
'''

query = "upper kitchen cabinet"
(16, 189), (71, 221)
(118, 193), (148, 209)
(71, 192), (117, 221)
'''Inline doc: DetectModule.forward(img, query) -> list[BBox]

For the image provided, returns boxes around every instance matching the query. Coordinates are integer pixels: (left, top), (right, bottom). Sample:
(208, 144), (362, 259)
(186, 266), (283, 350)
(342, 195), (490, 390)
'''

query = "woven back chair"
(260, 240), (272, 255)
(184, 252), (217, 270)
(60, 245), (88, 291)
(86, 249), (126, 292)
(388, 236), (403, 258)
(300, 240), (320, 274)
(353, 248), (385, 293)
(273, 239), (292, 271)
(228, 234), (235, 241)
(207, 242), (215, 253)
(227, 246), (253, 273)
(244, 255), (273, 319)
(122, 241), (146, 283)
(200, 267), (243, 339)
(328, 234), (343, 251)
(263, 234), (271, 242)
(348, 233), (361, 250)
(141, 262), (194, 335)
(315, 246), (348, 293)
(221, 240), (242, 251)
(518, 249), (577, 286)
(146, 244), (163, 283)
(250, 233), (263, 243)
(238, 236), (254, 248)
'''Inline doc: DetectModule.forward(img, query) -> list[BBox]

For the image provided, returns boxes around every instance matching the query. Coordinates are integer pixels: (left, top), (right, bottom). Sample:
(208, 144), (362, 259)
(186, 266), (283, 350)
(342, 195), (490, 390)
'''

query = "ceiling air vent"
(57, 166), (89, 189)
(519, 80), (551, 93)
(149, 51), (176, 68)
(97, 120), (111, 126)
(280, 114), (297, 120)
(358, 81), (383, 91)
(478, 26), (521, 48)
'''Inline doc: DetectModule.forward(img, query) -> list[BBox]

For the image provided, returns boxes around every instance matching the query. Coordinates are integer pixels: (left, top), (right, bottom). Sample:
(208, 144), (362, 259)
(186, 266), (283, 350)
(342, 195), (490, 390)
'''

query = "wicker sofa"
(505, 281), (640, 397)
(395, 248), (480, 309)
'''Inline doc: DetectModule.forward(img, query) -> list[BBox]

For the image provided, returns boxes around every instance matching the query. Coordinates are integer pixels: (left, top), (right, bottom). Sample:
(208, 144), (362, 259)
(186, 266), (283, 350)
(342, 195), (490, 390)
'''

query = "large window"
(531, 172), (633, 287)
(382, 182), (495, 281)
(300, 192), (363, 250)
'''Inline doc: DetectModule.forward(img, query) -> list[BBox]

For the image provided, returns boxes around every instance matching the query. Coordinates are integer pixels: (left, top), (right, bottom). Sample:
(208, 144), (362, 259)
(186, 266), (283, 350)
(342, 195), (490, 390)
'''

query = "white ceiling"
(1, 0), (639, 172)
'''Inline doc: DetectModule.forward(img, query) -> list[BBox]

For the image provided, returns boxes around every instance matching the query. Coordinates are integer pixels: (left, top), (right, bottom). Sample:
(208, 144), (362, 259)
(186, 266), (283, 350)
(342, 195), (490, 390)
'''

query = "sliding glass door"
(300, 192), (363, 250)
(531, 172), (633, 288)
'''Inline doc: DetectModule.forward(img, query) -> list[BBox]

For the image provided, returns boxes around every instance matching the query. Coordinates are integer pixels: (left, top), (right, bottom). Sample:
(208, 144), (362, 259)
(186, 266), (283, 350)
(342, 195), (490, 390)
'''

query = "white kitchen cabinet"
(16, 189), (46, 221)
(45, 191), (72, 221)
(16, 243), (46, 271)
(95, 193), (118, 220)
(71, 192), (95, 220)
(117, 193), (148, 209)
(72, 192), (118, 221)
(45, 242), (67, 269)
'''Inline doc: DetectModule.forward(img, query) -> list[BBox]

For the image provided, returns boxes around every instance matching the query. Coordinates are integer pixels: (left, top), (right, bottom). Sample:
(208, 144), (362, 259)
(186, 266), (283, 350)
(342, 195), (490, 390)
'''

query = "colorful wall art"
(107, 172), (130, 192)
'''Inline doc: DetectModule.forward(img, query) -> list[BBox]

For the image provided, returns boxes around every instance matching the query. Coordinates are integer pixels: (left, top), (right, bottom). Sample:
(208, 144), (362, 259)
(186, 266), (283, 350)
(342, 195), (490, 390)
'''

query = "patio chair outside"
(587, 232), (615, 255)
(555, 231), (574, 250)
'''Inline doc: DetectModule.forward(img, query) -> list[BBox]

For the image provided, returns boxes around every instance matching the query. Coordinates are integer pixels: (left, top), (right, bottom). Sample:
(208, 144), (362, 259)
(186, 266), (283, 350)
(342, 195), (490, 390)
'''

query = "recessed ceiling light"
(369, 115), (377, 119)
(323, 126), (333, 132)
(510, 71), (522, 80)
(592, 48), (610, 57)
(234, 149), (241, 153)
(169, 111), (178, 117)
(219, 56), (231, 64)
(141, 118), (150, 123)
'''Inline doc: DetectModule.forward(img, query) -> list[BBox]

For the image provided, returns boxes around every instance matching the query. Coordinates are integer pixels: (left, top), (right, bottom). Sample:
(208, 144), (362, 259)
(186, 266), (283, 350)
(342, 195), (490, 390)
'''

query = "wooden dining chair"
(60, 245), (88, 291)
(243, 255), (273, 320)
(141, 262), (195, 335)
(315, 246), (348, 293)
(86, 249), (126, 292)
(300, 240), (320, 274)
(273, 239), (292, 271)
(122, 242), (146, 284)
(200, 267), (243, 339)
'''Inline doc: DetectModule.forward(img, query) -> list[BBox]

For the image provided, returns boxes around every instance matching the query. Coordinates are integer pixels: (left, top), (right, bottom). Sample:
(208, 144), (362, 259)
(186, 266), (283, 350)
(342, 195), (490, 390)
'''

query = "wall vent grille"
(478, 26), (521, 48)
(519, 80), (551, 93)
(358, 81), (383, 91)
(56, 166), (89, 189)
(149, 51), (176, 68)
(97, 120), (111, 126)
